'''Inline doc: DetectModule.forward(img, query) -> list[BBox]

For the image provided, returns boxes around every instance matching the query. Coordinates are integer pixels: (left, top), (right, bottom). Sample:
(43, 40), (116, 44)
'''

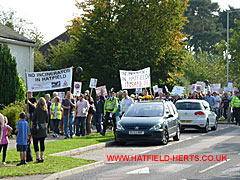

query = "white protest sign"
(57, 92), (65, 102)
(196, 85), (202, 92)
(153, 85), (159, 93)
(190, 84), (197, 92)
(96, 86), (107, 96)
(73, 82), (82, 96)
(210, 84), (221, 92)
(227, 81), (233, 92)
(135, 88), (142, 94)
(196, 81), (205, 91)
(224, 87), (229, 92)
(171, 86), (185, 97)
(119, 67), (151, 89)
(158, 88), (163, 94)
(26, 67), (72, 92)
(89, 78), (98, 89)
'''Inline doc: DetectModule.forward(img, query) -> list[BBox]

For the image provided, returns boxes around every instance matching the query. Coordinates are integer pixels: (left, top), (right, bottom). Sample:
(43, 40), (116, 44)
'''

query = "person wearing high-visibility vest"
(100, 89), (118, 136)
(50, 96), (62, 137)
(231, 91), (240, 126)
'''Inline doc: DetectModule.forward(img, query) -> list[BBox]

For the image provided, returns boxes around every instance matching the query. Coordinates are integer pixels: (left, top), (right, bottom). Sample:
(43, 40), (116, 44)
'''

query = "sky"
(0, 0), (239, 42)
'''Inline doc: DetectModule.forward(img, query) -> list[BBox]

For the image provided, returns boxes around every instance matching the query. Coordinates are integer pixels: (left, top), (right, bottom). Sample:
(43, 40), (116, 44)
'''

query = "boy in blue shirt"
(16, 112), (30, 166)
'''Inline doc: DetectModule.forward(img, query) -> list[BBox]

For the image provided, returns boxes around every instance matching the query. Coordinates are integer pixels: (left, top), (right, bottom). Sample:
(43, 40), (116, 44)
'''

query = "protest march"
(1, 65), (239, 168)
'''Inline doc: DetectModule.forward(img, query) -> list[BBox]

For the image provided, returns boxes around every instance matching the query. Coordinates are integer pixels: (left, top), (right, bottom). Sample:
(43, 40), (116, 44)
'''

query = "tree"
(68, 0), (189, 89)
(34, 49), (49, 72)
(181, 50), (226, 86)
(215, 19), (240, 86)
(184, 0), (224, 52)
(0, 44), (25, 105)
(0, 9), (44, 44)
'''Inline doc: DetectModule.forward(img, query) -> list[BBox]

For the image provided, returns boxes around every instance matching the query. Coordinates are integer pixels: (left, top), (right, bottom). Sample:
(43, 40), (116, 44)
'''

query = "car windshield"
(125, 103), (163, 117)
(175, 102), (202, 110)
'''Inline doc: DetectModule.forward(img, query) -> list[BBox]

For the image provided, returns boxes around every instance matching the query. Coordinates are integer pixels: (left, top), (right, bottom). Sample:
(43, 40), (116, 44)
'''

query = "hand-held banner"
(26, 67), (72, 92)
(119, 67), (151, 89)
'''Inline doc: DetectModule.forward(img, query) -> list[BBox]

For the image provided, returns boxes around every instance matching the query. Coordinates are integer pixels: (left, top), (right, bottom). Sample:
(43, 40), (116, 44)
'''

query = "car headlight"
(117, 122), (124, 130)
(150, 124), (162, 130)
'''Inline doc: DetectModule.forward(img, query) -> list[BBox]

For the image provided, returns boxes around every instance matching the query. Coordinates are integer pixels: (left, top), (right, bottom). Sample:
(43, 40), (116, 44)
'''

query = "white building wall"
(0, 38), (34, 81)
(7, 43), (34, 80)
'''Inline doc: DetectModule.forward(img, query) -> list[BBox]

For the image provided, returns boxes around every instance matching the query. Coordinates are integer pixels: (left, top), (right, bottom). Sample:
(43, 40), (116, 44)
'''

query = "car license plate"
(129, 131), (144, 135)
(180, 120), (192, 123)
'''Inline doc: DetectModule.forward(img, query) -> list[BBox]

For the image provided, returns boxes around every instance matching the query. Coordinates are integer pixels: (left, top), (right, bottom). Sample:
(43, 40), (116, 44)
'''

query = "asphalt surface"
(61, 124), (240, 180)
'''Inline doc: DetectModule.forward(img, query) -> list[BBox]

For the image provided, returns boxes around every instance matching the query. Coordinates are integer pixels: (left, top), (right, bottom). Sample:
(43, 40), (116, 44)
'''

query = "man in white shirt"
(121, 90), (134, 115)
(213, 92), (221, 120)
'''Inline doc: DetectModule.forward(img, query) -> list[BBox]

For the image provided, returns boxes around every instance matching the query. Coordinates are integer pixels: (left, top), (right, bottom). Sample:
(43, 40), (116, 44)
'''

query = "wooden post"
(90, 88), (93, 97)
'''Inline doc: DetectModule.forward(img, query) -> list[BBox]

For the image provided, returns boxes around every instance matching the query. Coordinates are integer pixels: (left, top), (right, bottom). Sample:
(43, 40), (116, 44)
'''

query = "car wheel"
(211, 119), (218, 131)
(173, 125), (180, 141)
(115, 135), (125, 146)
(202, 120), (209, 133)
(161, 129), (169, 145)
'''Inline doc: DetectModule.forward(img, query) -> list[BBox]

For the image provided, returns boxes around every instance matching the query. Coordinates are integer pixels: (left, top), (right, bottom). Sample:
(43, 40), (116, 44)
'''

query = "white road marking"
(139, 150), (150, 154)
(127, 167), (150, 174)
(157, 164), (192, 173)
(199, 159), (231, 173)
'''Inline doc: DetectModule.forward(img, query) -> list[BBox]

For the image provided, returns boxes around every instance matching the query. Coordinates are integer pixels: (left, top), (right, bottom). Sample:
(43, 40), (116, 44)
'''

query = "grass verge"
(0, 132), (114, 178)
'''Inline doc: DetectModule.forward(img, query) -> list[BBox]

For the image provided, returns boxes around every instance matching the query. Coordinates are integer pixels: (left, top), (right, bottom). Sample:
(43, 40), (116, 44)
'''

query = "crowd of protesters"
(0, 86), (239, 166)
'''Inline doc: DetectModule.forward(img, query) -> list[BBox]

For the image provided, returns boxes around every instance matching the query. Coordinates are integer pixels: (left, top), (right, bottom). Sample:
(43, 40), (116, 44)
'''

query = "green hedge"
(0, 102), (25, 133)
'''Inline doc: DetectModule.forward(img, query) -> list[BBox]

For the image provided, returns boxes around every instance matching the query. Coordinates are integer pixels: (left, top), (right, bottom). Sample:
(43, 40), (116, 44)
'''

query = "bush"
(0, 101), (25, 133)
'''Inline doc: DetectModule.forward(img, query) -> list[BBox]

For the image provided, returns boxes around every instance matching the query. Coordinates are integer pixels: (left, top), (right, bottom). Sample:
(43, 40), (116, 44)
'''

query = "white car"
(175, 99), (217, 133)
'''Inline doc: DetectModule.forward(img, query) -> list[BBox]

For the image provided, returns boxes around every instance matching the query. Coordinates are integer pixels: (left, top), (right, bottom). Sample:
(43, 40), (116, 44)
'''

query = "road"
(61, 124), (240, 180)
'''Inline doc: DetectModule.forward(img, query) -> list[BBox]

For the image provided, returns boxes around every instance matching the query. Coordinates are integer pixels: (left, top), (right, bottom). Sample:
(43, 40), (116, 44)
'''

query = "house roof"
(39, 31), (70, 56)
(0, 23), (35, 44)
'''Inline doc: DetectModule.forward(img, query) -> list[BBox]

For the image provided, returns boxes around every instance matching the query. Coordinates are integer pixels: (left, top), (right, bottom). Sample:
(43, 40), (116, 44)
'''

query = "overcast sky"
(0, 0), (239, 42)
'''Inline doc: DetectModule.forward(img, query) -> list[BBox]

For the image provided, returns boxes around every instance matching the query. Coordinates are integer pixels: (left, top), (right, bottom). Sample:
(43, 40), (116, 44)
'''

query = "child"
(16, 112), (30, 166)
(0, 116), (13, 165)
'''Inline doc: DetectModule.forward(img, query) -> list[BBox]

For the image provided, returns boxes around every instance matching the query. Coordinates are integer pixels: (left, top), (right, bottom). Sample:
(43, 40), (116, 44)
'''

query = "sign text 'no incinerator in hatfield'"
(119, 67), (151, 89)
(26, 67), (73, 92)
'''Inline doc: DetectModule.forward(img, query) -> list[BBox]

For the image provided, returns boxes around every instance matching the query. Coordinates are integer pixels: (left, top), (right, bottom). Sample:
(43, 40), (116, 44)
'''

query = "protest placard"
(196, 81), (205, 91)
(96, 86), (107, 96)
(153, 85), (159, 93)
(73, 82), (82, 96)
(119, 67), (151, 89)
(210, 84), (221, 92)
(135, 88), (142, 94)
(57, 92), (65, 102)
(89, 78), (98, 89)
(158, 88), (163, 93)
(196, 85), (202, 92)
(190, 84), (197, 92)
(26, 67), (72, 92)
(171, 86), (185, 97)
(227, 81), (233, 92)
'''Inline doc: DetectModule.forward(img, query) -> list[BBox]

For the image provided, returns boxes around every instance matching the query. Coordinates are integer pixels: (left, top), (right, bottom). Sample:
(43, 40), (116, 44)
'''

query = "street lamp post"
(227, 11), (229, 83)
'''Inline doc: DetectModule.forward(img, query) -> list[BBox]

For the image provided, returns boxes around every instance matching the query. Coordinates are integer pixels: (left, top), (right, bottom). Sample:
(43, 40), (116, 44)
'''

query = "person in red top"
(0, 116), (13, 165)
